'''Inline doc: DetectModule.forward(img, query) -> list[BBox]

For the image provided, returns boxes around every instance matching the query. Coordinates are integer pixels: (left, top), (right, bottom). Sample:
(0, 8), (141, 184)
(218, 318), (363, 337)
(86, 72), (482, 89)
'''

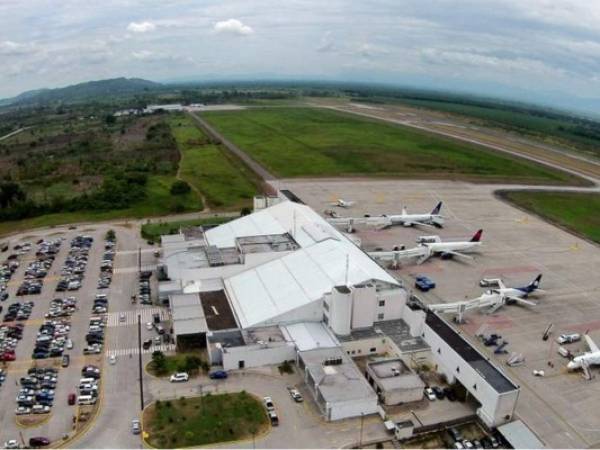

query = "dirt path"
(0, 126), (30, 141)
(174, 138), (211, 213)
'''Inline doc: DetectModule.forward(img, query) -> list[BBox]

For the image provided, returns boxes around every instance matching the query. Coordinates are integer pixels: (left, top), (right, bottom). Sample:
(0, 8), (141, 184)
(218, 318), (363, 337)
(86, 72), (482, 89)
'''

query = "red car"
(68, 393), (76, 405)
(1, 352), (16, 361)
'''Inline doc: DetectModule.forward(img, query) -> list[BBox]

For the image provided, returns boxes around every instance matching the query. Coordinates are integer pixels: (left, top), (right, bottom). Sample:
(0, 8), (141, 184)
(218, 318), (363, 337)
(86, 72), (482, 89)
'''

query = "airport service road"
(139, 367), (390, 450)
(282, 178), (600, 449)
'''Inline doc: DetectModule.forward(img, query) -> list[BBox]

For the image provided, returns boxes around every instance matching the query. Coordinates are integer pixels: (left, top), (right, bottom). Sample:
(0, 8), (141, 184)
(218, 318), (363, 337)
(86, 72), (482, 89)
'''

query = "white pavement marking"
(113, 265), (157, 274)
(106, 307), (169, 327)
(106, 343), (175, 357)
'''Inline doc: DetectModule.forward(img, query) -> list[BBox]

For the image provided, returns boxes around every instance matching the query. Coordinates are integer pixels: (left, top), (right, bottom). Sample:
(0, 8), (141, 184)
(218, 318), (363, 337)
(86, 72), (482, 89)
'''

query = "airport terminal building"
(157, 192), (520, 426)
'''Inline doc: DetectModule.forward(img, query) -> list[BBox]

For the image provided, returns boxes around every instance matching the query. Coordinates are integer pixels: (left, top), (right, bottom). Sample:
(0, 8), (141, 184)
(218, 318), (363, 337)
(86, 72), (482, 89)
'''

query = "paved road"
(188, 111), (277, 182)
(0, 127), (30, 142)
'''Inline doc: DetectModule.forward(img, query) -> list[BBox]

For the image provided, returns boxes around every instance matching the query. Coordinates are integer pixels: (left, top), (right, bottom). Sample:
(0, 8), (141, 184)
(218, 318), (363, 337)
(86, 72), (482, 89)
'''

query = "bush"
(278, 360), (294, 374)
(170, 180), (191, 195)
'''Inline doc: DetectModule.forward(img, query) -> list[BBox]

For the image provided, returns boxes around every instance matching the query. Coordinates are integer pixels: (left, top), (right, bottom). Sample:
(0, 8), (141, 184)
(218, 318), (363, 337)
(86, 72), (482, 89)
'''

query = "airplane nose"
(567, 361), (577, 370)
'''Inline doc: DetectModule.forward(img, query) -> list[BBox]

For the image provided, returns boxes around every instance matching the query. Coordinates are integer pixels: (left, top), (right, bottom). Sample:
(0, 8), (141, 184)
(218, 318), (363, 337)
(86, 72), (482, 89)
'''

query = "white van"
(78, 395), (97, 405)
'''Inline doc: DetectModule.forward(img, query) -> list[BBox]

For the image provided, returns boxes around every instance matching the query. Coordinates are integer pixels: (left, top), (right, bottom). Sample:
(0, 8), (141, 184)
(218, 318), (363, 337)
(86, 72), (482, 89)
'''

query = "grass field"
(501, 191), (600, 243)
(0, 174), (203, 237)
(146, 351), (207, 377)
(141, 216), (234, 241)
(392, 98), (600, 157)
(144, 393), (268, 448)
(202, 107), (582, 185)
(168, 115), (259, 209)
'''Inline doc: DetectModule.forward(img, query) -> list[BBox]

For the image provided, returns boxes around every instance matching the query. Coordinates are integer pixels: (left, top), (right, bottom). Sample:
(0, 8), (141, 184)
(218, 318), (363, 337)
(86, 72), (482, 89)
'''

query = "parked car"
(268, 410), (279, 426)
(209, 370), (228, 379)
(3, 440), (20, 449)
(415, 275), (436, 292)
(424, 387), (436, 401)
(263, 396), (275, 411)
(28, 437), (50, 448)
(68, 393), (76, 405)
(131, 419), (141, 435)
(169, 372), (189, 383)
(287, 387), (303, 402)
(61, 354), (70, 367)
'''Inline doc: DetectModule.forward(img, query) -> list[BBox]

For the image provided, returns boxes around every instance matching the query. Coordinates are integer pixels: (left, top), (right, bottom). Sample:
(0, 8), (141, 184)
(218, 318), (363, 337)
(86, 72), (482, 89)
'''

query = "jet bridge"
(428, 293), (503, 323)
(368, 246), (429, 268)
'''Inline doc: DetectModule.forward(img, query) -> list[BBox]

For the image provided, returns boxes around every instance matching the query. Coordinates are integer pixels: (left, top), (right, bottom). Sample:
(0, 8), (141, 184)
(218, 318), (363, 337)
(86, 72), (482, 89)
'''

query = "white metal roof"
(225, 236), (399, 329)
(498, 420), (545, 449)
(205, 201), (341, 249)
(282, 322), (339, 351)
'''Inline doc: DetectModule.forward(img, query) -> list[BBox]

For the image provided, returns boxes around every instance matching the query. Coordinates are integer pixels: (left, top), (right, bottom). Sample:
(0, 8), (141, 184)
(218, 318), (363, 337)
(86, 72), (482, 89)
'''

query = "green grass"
(0, 174), (203, 237)
(501, 191), (600, 243)
(393, 98), (600, 157)
(168, 115), (259, 209)
(146, 351), (206, 377)
(141, 216), (234, 241)
(202, 107), (584, 185)
(144, 393), (269, 448)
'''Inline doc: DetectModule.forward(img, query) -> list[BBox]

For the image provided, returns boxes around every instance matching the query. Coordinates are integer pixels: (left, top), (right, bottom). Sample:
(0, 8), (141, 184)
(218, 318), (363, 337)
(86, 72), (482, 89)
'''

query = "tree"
(104, 114), (116, 125)
(170, 180), (191, 195)
(151, 350), (167, 375)
(240, 207), (252, 216)
(182, 355), (203, 374)
(0, 182), (26, 208)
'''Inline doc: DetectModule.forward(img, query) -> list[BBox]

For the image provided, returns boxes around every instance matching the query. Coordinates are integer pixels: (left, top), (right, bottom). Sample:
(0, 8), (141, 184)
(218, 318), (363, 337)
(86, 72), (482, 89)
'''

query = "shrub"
(170, 180), (191, 195)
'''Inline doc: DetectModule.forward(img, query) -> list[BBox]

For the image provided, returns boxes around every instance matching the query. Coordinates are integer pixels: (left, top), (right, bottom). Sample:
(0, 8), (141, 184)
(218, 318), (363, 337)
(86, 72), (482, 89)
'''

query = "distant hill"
(5, 77), (162, 105)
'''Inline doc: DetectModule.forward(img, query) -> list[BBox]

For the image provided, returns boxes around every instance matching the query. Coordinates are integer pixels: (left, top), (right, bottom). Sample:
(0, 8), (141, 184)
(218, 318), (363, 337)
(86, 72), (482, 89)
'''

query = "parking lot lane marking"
(106, 307), (168, 327)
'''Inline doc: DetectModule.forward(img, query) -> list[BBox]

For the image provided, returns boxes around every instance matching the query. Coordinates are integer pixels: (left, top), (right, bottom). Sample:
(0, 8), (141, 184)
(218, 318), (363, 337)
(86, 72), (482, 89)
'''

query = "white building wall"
(328, 289), (352, 336)
(377, 289), (406, 322)
(222, 342), (296, 371)
(326, 396), (378, 421)
(253, 300), (323, 328)
(341, 336), (387, 358)
(423, 322), (517, 427)
(351, 285), (376, 329)
(402, 306), (426, 337)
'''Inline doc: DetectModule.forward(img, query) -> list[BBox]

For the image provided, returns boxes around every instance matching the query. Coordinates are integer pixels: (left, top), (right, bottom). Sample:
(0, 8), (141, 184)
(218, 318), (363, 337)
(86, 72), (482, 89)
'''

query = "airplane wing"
(585, 335), (600, 353)
(507, 296), (537, 307)
(487, 302), (504, 314)
(496, 279), (506, 290)
(440, 250), (474, 260)
(408, 221), (436, 229)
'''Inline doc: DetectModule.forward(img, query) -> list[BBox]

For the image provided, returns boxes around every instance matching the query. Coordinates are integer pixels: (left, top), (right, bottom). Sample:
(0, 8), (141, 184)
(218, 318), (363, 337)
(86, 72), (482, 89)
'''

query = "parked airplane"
(365, 201), (444, 229)
(416, 229), (483, 264)
(330, 199), (355, 208)
(567, 335), (600, 375)
(482, 274), (543, 312)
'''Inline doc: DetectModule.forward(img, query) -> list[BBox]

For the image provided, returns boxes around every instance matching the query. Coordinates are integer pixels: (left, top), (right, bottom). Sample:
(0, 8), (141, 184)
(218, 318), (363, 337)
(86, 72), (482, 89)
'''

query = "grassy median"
(144, 392), (268, 448)
(501, 191), (600, 243)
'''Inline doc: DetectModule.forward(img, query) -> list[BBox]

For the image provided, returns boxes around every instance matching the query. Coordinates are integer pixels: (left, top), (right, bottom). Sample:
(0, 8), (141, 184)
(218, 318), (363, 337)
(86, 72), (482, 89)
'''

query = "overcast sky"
(2, 0), (600, 111)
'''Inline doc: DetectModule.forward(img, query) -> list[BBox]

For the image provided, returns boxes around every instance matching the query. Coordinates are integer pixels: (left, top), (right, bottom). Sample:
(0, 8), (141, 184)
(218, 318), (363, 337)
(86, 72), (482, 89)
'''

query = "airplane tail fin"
(528, 274), (542, 291)
(431, 201), (443, 215)
(470, 229), (483, 242)
(402, 206), (407, 216)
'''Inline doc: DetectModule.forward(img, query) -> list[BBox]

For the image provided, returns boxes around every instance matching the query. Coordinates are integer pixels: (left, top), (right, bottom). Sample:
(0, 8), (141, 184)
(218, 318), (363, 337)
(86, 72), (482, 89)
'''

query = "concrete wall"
(423, 321), (518, 427)
(340, 336), (387, 358)
(222, 342), (296, 371)
(328, 288), (352, 336)
(377, 289), (406, 322)
(351, 285), (377, 328)
(326, 396), (379, 421)
(402, 306), (426, 337)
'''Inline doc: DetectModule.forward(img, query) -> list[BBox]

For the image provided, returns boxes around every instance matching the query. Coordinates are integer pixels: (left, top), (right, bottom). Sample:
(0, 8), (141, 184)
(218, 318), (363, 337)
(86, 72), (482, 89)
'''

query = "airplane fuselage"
(388, 213), (444, 227)
(568, 352), (600, 370)
(425, 241), (480, 254)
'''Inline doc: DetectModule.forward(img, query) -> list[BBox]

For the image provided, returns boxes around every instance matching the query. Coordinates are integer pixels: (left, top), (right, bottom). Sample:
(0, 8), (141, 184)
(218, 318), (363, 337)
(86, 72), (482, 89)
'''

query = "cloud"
(213, 18), (253, 36)
(126, 21), (156, 33)
(0, 40), (37, 56)
(355, 43), (389, 58)
(316, 32), (335, 53)
(132, 50), (155, 60)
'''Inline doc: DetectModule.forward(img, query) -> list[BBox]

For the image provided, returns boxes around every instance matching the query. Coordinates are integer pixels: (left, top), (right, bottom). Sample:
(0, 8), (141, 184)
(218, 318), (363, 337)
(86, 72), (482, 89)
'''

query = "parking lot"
(0, 222), (169, 448)
(280, 177), (600, 449)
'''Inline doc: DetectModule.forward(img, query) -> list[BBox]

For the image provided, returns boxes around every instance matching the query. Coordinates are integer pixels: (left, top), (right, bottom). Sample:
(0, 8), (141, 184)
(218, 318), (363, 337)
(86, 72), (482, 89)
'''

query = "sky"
(2, 0), (600, 112)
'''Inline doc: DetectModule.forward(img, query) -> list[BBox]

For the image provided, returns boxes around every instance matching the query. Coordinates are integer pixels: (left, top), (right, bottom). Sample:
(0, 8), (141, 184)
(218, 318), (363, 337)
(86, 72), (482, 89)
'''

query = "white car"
(66, 339), (73, 350)
(424, 387), (436, 401)
(170, 372), (189, 383)
(109, 354), (117, 365)
(263, 396), (275, 411)
(15, 406), (31, 415)
(3, 440), (20, 449)
(146, 322), (153, 331)
(119, 313), (126, 323)
(131, 419), (141, 435)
